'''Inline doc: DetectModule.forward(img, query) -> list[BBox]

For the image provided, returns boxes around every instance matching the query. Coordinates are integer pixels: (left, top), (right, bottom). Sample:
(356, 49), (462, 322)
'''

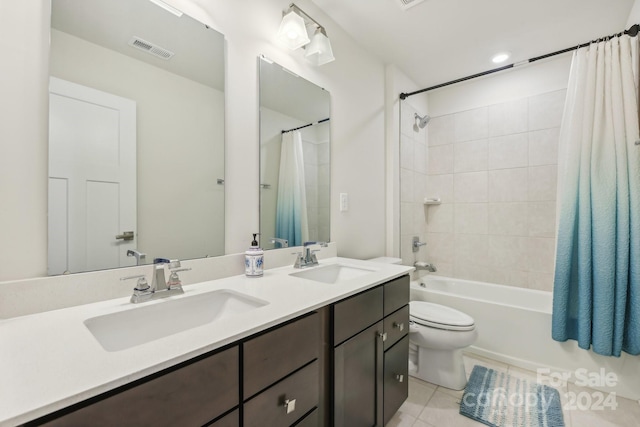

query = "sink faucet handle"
(120, 274), (150, 291)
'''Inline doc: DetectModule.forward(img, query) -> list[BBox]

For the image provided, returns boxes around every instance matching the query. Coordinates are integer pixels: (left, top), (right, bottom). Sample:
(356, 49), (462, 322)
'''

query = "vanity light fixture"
(305, 27), (335, 66)
(148, 0), (183, 17)
(492, 52), (511, 64)
(276, 3), (335, 65)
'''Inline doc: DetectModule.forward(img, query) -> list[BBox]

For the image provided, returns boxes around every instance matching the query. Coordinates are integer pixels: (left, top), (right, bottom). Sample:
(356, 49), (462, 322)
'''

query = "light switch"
(340, 193), (348, 212)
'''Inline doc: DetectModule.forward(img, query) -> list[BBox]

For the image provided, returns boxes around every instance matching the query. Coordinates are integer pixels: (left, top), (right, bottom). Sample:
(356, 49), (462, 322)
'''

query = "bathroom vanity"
(0, 258), (412, 427)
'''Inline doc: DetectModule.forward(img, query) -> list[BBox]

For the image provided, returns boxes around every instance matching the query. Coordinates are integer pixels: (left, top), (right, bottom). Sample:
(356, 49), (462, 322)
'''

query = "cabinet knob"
(395, 374), (404, 383)
(283, 398), (296, 414)
(378, 332), (388, 341)
(393, 322), (405, 331)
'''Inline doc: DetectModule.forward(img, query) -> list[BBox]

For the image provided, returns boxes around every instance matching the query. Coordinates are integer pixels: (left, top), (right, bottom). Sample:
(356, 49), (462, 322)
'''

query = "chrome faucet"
(414, 261), (437, 272)
(412, 236), (427, 252)
(127, 249), (147, 266)
(121, 258), (191, 303)
(293, 241), (328, 268)
(270, 237), (289, 248)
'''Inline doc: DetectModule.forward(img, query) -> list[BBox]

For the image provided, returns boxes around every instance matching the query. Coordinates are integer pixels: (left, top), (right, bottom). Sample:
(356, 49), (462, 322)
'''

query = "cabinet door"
(39, 346), (239, 427)
(383, 335), (409, 426)
(333, 286), (383, 346)
(333, 321), (384, 427)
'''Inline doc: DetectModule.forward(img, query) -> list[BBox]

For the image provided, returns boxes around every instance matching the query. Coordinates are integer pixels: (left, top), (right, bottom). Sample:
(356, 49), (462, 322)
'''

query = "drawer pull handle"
(393, 322), (405, 331)
(283, 398), (296, 414)
(378, 332), (387, 341)
(395, 374), (404, 383)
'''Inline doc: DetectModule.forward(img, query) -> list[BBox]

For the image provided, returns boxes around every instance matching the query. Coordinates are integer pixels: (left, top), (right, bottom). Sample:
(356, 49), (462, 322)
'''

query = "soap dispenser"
(245, 233), (264, 277)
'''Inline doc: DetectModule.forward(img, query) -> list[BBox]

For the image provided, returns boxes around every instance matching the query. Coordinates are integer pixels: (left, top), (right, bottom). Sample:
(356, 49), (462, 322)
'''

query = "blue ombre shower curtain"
(552, 35), (640, 356)
(275, 130), (309, 247)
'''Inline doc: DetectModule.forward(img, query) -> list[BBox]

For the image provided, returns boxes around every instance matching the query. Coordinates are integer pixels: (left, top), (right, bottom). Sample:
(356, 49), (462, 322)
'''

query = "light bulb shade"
(304, 29), (335, 66)
(276, 10), (310, 50)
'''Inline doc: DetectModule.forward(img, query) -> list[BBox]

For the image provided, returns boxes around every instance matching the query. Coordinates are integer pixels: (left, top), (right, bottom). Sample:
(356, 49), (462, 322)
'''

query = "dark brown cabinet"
(332, 275), (410, 427)
(35, 345), (239, 427)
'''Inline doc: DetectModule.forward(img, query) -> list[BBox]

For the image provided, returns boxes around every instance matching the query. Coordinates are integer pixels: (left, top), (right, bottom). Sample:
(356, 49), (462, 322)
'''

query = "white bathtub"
(411, 276), (640, 400)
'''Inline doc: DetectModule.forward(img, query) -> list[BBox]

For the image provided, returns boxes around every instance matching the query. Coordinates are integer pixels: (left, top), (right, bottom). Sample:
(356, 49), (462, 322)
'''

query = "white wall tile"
(414, 142), (427, 174)
(454, 107), (489, 142)
(426, 203), (454, 233)
(454, 171), (488, 203)
(428, 144), (454, 175)
(487, 268), (529, 288)
(400, 134), (415, 170)
(413, 203), (427, 235)
(529, 128), (559, 166)
(529, 90), (566, 131)
(401, 168), (414, 203)
(426, 174), (454, 203)
(489, 98), (528, 137)
(488, 133), (529, 170)
(454, 203), (488, 234)
(425, 232), (455, 265)
(428, 114), (455, 146)
(528, 201), (556, 237)
(414, 172), (427, 203)
(488, 168), (529, 202)
(401, 202), (415, 236)
(401, 102), (417, 137)
(527, 237), (556, 273)
(528, 165), (557, 201)
(455, 234), (489, 265)
(528, 271), (554, 292)
(488, 202), (529, 236)
(454, 139), (488, 173)
(488, 235), (528, 270)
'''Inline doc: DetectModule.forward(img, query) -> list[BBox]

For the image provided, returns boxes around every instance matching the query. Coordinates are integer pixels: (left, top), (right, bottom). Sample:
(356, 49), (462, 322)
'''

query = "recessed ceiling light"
(492, 52), (511, 64)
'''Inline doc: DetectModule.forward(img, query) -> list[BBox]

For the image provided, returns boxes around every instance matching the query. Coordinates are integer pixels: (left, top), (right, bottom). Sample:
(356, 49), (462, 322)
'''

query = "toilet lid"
(410, 301), (475, 331)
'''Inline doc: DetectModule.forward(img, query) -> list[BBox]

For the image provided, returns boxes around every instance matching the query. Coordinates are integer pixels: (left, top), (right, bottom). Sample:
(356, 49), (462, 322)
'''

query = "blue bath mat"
(460, 365), (565, 427)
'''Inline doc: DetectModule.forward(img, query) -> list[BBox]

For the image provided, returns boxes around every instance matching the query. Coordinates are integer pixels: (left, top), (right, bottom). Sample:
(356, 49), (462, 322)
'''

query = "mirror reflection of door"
(48, 78), (136, 275)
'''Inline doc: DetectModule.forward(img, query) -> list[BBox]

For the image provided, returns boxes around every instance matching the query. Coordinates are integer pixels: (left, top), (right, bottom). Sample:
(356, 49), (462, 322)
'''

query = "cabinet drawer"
(294, 407), (319, 427)
(383, 304), (409, 350)
(384, 335), (409, 426)
(333, 286), (383, 346)
(39, 346), (239, 427)
(208, 409), (239, 427)
(244, 312), (320, 399)
(244, 361), (320, 427)
(384, 275), (410, 316)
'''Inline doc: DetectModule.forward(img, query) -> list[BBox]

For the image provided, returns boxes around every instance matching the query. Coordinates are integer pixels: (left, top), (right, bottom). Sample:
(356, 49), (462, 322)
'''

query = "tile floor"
(387, 353), (640, 427)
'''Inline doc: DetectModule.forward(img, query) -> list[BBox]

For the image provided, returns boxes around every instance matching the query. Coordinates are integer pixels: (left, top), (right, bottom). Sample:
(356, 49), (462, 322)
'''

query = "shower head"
(414, 113), (430, 129)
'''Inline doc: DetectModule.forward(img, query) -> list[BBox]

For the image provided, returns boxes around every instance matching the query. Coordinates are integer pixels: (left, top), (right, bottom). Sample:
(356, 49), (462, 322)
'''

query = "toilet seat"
(410, 301), (475, 331)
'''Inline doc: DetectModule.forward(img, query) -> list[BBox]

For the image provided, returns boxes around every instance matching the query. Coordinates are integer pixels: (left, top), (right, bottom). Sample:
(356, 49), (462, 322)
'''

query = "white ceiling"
(311, 0), (635, 91)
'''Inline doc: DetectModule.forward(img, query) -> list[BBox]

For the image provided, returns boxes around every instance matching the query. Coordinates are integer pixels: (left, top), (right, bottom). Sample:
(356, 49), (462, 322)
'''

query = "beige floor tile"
(385, 410), (418, 427)
(401, 377), (438, 418)
(566, 383), (640, 427)
(437, 385), (465, 400)
(418, 390), (485, 427)
(411, 419), (433, 427)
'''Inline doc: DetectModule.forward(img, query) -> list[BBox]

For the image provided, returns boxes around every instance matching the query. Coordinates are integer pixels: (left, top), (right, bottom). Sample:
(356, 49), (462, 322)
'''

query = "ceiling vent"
(395, 0), (426, 11)
(128, 36), (175, 60)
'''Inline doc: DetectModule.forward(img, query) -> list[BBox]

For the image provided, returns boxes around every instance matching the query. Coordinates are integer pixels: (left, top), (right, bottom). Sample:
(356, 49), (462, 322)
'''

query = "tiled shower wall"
(403, 89), (566, 291)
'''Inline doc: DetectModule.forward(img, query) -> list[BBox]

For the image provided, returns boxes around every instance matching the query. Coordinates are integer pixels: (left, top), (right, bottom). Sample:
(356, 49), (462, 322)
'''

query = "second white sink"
(290, 263), (377, 284)
(84, 290), (269, 352)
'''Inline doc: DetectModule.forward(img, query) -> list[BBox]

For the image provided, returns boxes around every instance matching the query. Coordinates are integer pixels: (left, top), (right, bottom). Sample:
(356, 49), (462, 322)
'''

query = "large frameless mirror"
(258, 56), (330, 249)
(48, 0), (225, 275)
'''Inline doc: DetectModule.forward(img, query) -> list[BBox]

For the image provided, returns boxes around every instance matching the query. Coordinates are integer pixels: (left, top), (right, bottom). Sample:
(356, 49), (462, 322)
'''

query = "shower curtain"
(275, 130), (309, 247)
(552, 35), (640, 356)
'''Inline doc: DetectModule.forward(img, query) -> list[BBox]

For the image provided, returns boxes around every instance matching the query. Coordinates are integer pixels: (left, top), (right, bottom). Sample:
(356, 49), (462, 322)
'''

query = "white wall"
(0, 0), (387, 281)
(627, 0), (640, 26)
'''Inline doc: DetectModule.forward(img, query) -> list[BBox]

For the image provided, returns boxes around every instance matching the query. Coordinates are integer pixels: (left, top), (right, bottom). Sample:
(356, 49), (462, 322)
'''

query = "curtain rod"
(399, 23), (640, 100)
(282, 118), (330, 134)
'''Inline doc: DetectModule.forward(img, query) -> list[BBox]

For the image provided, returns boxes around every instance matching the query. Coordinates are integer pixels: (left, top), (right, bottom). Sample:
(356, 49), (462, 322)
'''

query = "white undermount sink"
(290, 263), (378, 284)
(84, 290), (269, 352)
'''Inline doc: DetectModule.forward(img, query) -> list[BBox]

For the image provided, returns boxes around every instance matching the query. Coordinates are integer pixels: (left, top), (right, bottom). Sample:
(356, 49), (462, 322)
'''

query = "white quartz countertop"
(0, 257), (412, 426)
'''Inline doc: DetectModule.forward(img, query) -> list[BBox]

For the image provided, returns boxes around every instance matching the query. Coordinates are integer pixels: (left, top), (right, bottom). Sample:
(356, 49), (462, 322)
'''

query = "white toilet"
(408, 301), (477, 390)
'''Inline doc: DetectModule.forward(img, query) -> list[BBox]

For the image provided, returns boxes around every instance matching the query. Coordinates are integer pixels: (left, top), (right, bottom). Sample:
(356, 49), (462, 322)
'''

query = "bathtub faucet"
(414, 261), (437, 272)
